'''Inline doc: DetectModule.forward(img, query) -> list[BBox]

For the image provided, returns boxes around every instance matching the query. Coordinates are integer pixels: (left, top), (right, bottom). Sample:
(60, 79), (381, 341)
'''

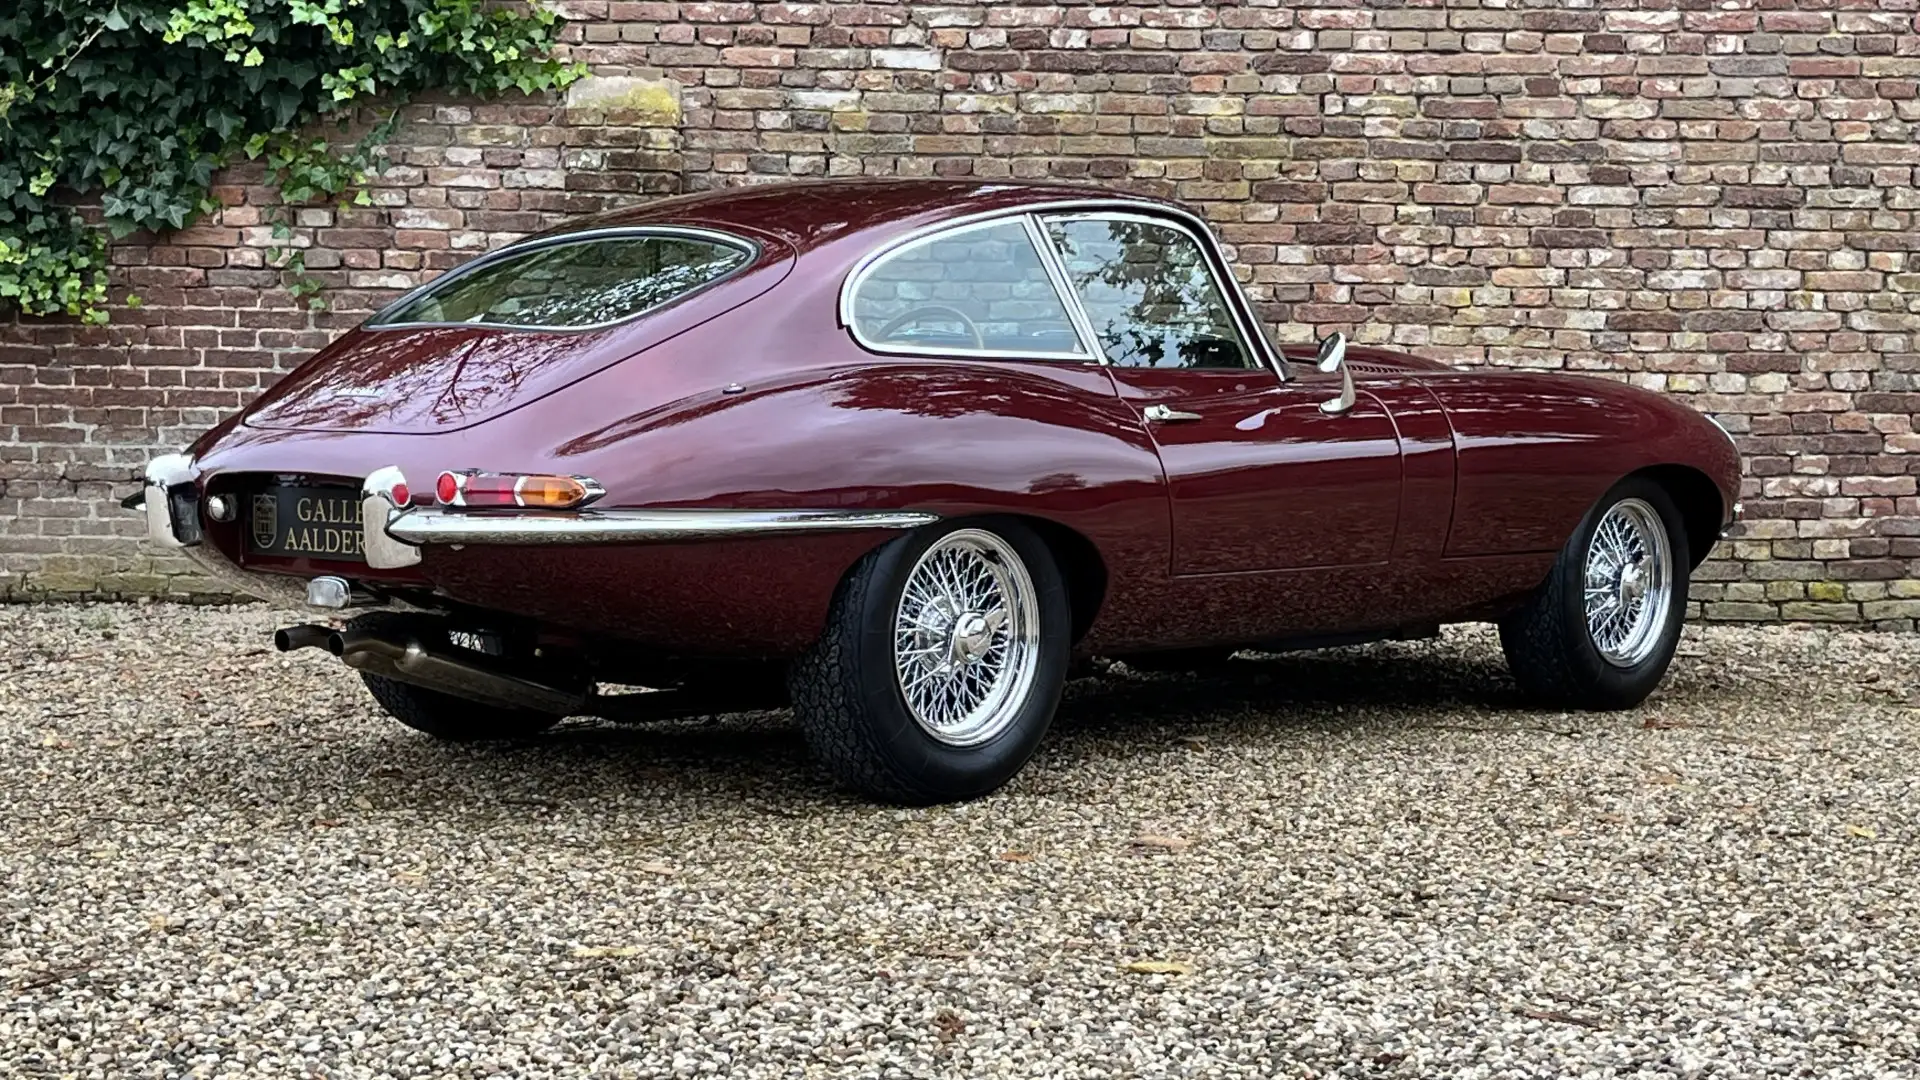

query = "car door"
(1037, 212), (1404, 576)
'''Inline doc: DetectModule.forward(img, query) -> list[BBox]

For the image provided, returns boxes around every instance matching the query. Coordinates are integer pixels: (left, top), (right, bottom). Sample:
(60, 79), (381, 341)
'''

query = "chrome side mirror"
(1316, 332), (1354, 415)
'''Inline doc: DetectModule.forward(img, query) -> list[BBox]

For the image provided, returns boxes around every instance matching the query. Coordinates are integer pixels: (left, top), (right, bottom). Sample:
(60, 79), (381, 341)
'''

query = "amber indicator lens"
(435, 470), (598, 510)
(518, 476), (592, 508)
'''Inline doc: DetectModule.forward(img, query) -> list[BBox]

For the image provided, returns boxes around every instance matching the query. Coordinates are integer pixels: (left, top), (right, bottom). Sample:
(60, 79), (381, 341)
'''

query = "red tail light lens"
(367, 467), (411, 508)
(434, 471), (601, 510)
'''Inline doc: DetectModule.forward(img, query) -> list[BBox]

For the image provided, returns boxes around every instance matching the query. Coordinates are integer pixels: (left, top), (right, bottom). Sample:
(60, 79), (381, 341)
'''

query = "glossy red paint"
(180, 179), (1743, 659)
(1104, 363), (1404, 574)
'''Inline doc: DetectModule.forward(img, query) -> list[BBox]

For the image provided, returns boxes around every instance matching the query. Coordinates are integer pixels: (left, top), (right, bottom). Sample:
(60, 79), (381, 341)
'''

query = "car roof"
(537, 179), (1187, 253)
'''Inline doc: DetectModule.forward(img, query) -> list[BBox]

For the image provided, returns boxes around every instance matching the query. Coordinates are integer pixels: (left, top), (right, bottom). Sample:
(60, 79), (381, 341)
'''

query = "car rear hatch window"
(370, 228), (754, 330)
(240, 225), (792, 435)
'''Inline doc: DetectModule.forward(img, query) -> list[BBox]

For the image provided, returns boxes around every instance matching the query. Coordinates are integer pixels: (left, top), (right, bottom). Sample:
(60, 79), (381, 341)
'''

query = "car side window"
(1042, 216), (1254, 370)
(849, 220), (1089, 358)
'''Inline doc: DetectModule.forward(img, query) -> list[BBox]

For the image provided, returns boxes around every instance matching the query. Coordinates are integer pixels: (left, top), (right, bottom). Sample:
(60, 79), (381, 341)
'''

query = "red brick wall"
(3, 1), (1918, 626)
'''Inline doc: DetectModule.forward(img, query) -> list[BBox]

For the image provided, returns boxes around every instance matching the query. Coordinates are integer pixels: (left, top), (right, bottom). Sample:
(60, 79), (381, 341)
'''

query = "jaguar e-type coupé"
(137, 179), (1742, 803)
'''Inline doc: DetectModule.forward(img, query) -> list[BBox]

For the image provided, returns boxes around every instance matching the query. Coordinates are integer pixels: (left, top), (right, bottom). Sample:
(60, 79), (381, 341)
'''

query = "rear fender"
(541, 359), (1171, 651)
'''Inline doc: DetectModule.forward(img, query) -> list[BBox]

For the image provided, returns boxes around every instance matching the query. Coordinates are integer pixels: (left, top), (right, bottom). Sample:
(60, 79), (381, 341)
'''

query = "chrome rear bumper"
(136, 455), (936, 601)
(384, 506), (939, 546)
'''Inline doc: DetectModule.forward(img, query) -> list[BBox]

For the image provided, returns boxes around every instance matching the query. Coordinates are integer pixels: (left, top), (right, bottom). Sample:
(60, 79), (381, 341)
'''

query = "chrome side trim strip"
(143, 453), (196, 548)
(386, 507), (941, 546)
(1023, 213), (1104, 363)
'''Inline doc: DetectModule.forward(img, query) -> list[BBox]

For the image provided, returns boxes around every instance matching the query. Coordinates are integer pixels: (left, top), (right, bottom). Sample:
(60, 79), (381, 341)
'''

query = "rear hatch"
(243, 225), (793, 435)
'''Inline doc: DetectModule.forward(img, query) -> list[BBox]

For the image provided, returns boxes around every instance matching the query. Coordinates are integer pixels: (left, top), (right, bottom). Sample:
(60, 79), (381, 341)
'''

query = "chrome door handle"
(1143, 404), (1202, 423)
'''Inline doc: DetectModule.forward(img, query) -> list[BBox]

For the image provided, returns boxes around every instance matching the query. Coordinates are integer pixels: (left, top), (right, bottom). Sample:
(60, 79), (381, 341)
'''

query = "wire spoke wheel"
(892, 529), (1041, 747)
(1582, 498), (1673, 667)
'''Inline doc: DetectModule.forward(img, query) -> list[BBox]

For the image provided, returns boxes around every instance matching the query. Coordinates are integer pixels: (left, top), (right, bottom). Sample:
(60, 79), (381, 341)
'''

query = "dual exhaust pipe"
(275, 622), (588, 716)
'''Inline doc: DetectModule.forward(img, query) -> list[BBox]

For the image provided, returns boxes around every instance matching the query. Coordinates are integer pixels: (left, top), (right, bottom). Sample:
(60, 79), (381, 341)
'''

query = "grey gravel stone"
(1, 603), (1916, 1077)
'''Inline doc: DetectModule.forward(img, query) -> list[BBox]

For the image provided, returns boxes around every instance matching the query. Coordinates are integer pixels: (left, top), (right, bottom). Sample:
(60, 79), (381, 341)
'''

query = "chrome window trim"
(837, 198), (1283, 377)
(1022, 214), (1104, 363)
(364, 225), (761, 333)
(385, 506), (941, 546)
(1037, 208), (1282, 380)
(839, 215), (1099, 362)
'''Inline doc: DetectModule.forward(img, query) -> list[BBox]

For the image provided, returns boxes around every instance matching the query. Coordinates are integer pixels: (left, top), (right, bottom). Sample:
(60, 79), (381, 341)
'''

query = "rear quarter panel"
(1421, 370), (1740, 559)
(357, 280), (1172, 653)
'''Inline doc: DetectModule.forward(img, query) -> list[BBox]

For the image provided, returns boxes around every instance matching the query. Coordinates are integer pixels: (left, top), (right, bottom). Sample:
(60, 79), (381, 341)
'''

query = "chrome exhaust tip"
(273, 624), (333, 653)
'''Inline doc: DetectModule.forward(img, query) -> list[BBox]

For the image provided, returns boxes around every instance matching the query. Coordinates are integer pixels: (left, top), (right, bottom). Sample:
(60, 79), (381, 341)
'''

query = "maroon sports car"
(137, 179), (1741, 803)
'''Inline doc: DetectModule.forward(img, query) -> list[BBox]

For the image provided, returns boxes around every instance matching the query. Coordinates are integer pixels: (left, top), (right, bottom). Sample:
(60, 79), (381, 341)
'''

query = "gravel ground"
(1, 604), (1917, 1079)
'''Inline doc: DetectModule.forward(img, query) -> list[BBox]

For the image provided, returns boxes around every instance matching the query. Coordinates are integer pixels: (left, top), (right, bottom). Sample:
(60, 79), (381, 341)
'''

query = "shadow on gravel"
(397, 643), (1520, 803)
(1061, 646), (1520, 730)
(123, 636), (1731, 819)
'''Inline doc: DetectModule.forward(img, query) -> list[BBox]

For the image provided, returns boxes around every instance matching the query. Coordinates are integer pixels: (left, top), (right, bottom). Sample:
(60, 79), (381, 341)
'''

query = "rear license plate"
(246, 486), (367, 562)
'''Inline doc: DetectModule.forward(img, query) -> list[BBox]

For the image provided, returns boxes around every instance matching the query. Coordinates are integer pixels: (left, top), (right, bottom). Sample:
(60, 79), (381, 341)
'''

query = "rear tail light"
(366, 466), (411, 508)
(435, 471), (603, 510)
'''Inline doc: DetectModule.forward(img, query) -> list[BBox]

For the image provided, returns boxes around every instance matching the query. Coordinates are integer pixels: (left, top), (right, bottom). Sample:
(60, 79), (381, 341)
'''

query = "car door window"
(848, 219), (1090, 358)
(1042, 216), (1254, 370)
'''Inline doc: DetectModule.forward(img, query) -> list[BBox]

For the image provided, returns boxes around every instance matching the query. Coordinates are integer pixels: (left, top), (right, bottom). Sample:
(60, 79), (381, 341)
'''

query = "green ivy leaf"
(0, 0), (578, 322)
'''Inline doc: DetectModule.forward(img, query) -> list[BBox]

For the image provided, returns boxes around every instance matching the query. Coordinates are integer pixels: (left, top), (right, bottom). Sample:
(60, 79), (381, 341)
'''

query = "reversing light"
(435, 470), (602, 510)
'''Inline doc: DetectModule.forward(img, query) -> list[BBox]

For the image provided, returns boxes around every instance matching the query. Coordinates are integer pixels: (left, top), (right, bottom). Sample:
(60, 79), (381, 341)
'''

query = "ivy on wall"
(0, 1), (583, 322)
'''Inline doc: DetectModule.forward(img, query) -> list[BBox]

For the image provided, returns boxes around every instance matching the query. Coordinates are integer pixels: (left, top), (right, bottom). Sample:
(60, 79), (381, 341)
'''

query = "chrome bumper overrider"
(137, 455), (937, 602)
(141, 453), (309, 604)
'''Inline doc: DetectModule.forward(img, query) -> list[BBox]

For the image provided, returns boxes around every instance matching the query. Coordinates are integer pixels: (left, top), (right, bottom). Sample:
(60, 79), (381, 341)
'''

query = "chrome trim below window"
(363, 225), (761, 333)
(385, 507), (941, 546)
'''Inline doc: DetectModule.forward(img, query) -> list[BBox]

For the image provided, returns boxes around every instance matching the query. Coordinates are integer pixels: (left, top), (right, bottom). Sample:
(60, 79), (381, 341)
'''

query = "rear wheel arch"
(824, 512), (1107, 648)
(1007, 515), (1107, 646)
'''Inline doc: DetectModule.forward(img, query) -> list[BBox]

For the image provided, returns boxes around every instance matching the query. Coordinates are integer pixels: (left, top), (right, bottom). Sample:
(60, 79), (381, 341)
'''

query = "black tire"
(788, 518), (1071, 804)
(1499, 476), (1691, 710)
(349, 613), (562, 741)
